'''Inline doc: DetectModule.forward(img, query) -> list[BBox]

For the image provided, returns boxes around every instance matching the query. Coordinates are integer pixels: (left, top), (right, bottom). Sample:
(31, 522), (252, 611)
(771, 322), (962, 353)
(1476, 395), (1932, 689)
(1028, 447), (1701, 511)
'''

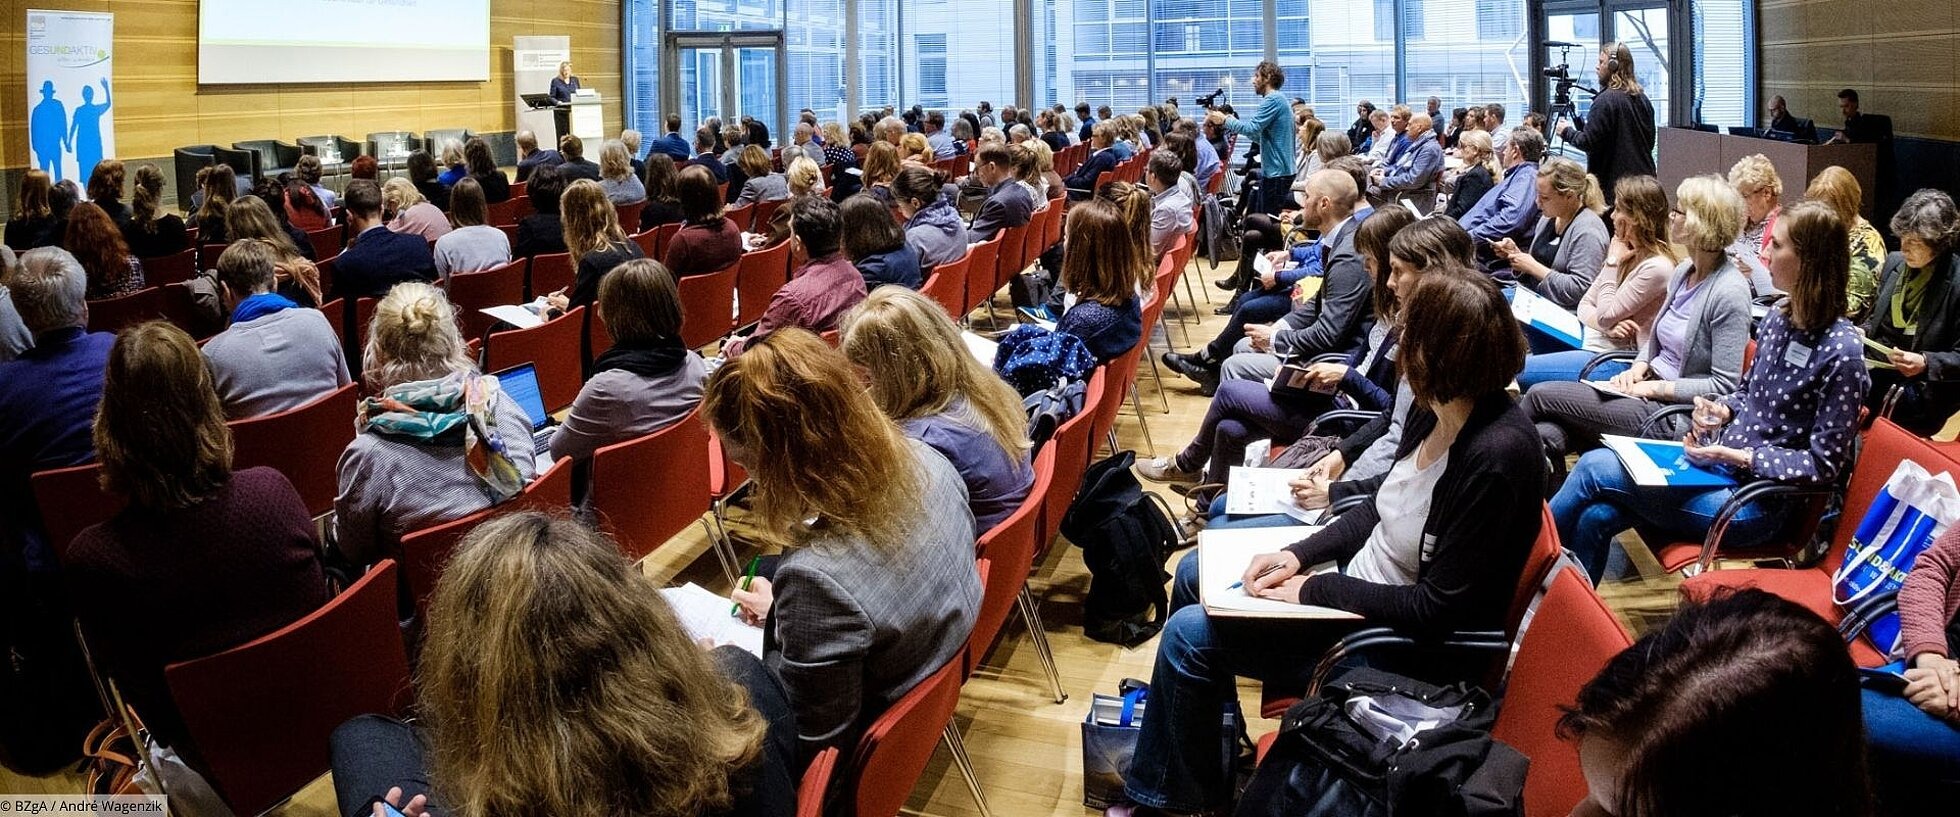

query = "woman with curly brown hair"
(331, 512), (794, 817)
(63, 202), (144, 299)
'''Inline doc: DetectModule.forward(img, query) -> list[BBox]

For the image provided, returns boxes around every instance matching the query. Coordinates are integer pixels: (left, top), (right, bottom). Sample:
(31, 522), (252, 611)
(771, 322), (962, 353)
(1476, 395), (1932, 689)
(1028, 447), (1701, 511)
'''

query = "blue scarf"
(231, 292), (299, 325)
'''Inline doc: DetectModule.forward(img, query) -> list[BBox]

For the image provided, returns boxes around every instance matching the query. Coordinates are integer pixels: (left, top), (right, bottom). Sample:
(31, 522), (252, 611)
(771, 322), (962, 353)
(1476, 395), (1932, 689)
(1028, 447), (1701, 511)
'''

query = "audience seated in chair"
(547, 260), (705, 463)
(1514, 175), (1676, 390)
(383, 177), (452, 244)
(724, 197), (866, 358)
(405, 150), (452, 213)
(331, 512), (795, 817)
(5, 170), (63, 251)
(968, 144), (1035, 243)
(598, 139), (647, 206)
(840, 194), (923, 290)
(842, 287), (1034, 532)
(542, 179), (644, 312)
(123, 164), (190, 259)
(712, 329), (981, 765)
(331, 180), (438, 299)
(1859, 525), (1960, 809)
(203, 240), (350, 419)
(1490, 156), (1607, 304)
(221, 196), (326, 308)
(1455, 126), (1544, 256)
(512, 166), (569, 259)
(331, 282), (537, 567)
(1110, 269), (1542, 817)
(893, 167), (968, 268)
(556, 134), (602, 184)
(733, 145), (790, 207)
(65, 202), (144, 299)
(432, 178), (512, 282)
(1551, 201), (1868, 582)
(662, 165), (746, 278)
(69, 321), (331, 760)
(1053, 196), (1146, 364)
(1145, 151), (1195, 258)
(1728, 153), (1784, 296)
(638, 154), (687, 233)
(513, 129), (563, 184)
(1862, 188), (1960, 436)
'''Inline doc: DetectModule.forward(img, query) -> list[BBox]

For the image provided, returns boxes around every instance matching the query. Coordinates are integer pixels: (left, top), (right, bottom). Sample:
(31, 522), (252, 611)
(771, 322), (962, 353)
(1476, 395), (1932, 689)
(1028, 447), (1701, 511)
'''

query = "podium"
(1658, 127), (1877, 218)
(557, 91), (603, 144)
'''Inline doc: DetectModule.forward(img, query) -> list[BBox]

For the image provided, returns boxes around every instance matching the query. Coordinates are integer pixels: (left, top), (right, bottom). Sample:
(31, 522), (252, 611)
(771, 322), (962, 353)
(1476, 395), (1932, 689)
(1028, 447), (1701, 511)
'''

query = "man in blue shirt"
(924, 111), (959, 159)
(650, 114), (692, 160)
(1207, 62), (1297, 216)
(1459, 126), (1547, 268)
(1076, 102), (1096, 143)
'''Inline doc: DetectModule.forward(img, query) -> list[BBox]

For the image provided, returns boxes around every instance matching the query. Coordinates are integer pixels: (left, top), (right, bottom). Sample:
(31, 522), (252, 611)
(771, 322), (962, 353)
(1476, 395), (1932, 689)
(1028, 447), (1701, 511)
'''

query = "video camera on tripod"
(1196, 87), (1225, 111)
(1540, 41), (1598, 151)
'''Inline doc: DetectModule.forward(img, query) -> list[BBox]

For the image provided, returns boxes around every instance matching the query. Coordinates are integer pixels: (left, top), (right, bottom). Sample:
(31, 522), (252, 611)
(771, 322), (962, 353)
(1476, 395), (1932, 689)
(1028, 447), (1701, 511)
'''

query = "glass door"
(663, 32), (788, 148)
(1610, 4), (1671, 128)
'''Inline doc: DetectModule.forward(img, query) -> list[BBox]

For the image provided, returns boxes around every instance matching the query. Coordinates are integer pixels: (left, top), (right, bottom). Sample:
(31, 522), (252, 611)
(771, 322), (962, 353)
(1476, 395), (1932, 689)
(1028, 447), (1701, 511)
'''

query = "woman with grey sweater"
(1522, 175), (1754, 459)
(548, 260), (705, 462)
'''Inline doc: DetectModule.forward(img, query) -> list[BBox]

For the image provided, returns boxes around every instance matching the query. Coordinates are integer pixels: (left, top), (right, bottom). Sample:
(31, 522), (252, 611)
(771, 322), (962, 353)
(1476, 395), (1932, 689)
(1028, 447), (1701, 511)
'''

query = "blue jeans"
(1124, 550), (1359, 812)
(1517, 349), (1628, 391)
(1203, 493), (1309, 530)
(1550, 448), (1782, 583)
(1863, 687), (1960, 802)
(1205, 288), (1294, 362)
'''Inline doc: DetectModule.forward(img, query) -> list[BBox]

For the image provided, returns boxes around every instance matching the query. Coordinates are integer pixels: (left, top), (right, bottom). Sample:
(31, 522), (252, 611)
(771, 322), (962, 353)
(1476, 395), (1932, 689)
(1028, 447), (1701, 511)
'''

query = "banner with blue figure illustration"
(26, 9), (115, 185)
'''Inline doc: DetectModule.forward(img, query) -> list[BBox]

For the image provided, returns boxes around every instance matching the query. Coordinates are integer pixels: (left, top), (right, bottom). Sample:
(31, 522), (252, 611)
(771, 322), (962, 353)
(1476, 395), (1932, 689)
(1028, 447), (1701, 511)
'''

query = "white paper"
(1510, 286), (1586, 347)
(1252, 251), (1277, 279)
(1197, 527), (1359, 619)
(660, 582), (765, 658)
(1225, 467), (1321, 523)
(1583, 379), (1633, 399)
(480, 301), (547, 330)
(962, 330), (999, 366)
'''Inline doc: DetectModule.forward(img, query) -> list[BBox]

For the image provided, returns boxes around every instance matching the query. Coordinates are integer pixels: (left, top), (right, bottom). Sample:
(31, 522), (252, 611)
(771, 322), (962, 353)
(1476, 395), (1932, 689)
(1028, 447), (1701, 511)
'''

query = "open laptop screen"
(492, 363), (550, 430)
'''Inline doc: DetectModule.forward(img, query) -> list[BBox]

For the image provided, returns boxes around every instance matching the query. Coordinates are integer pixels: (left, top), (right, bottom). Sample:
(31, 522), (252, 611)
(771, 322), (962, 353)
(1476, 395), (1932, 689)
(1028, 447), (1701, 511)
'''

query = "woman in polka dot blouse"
(1550, 201), (1872, 582)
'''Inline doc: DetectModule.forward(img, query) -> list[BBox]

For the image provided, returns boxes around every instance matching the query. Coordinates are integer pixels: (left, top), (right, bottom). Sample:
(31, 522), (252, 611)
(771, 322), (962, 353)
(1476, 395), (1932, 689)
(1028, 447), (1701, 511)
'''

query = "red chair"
(630, 228), (659, 258)
(398, 457), (574, 615)
(344, 297), (380, 365)
(305, 225), (345, 261)
(228, 383), (358, 518)
(994, 223), (1029, 296)
(198, 242), (230, 272)
(314, 256), (336, 295)
(87, 287), (166, 334)
(528, 252), (575, 299)
(969, 446), (1066, 703)
(497, 223), (521, 247)
(589, 411), (712, 561)
(141, 249), (197, 286)
(963, 235), (1002, 316)
(650, 221), (682, 261)
(160, 283), (221, 340)
(797, 747), (839, 817)
(486, 198), (521, 226)
(678, 262), (740, 349)
(1041, 369), (1105, 555)
(750, 198), (785, 234)
(30, 462), (119, 561)
(483, 306), (586, 412)
(725, 202), (755, 232)
(585, 306), (614, 363)
(706, 430), (749, 584)
(614, 201), (645, 232)
(447, 258), (528, 341)
(164, 560), (412, 817)
(735, 241), (792, 329)
(920, 248), (972, 319)
(843, 654), (987, 817)
(1681, 419), (1953, 668)
(510, 180), (527, 198)
(1091, 343), (1149, 456)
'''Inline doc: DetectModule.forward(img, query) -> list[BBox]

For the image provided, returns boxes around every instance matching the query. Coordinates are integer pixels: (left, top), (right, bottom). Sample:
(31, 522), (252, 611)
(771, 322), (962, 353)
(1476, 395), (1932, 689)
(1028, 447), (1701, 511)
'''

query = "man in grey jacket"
(201, 241), (351, 419)
(1217, 170), (1374, 383)
(966, 144), (1034, 242)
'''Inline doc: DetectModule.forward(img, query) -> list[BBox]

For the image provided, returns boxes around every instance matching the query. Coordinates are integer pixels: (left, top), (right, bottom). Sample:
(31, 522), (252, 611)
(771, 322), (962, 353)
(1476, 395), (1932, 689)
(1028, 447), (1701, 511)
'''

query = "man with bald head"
(513, 130), (562, 182)
(1369, 112), (1444, 213)
(1163, 169), (1373, 390)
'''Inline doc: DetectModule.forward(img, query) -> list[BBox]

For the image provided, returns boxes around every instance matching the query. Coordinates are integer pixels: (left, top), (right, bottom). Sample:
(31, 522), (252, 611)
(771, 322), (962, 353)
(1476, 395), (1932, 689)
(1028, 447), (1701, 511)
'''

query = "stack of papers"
(1225, 467), (1323, 524)
(1509, 287), (1586, 349)
(1197, 527), (1359, 619)
(1600, 435), (1737, 487)
(660, 583), (765, 658)
(1862, 335), (1900, 370)
(479, 298), (553, 330)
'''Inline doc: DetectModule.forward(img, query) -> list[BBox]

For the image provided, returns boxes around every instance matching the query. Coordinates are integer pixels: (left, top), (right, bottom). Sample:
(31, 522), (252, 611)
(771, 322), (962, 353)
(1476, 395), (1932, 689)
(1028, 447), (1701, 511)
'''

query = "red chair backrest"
(30, 462), (120, 562)
(315, 255), (337, 295)
(484, 305), (586, 413)
(846, 655), (967, 817)
(305, 225), (345, 261)
(678, 262), (740, 349)
(199, 242), (230, 272)
(161, 283), (220, 341)
(87, 287), (166, 334)
(142, 249), (197, 286)
(651, 221), (682, 261)
(797, 747), (839, 817)
(319, 298), (346, 343)
(510, 181), (527, 198)
(1091, 347), (1142, 446)
(615, 200), (645, 232)
(920, 247), (972, 319)
(1491, 562), (1633, 817)
(968, 447), (1055, 676)
(228, 383), (359, 518)
(497, 223), (521, 247)
(590, 411), (712, 561)
(1505, 505), (1566, 639)
(964, 236), (1002, 313)
(1822, 419), (1931, 571)
(164, 560), (412, 816)
(1042, 369), (1105, 550)
(709, 429), (748, 501)
(725, 202), (755, 232)
(399, 458), (574, 614)
(735, 241), (792, 329)
(346, 296), (380, 365)
(750, 198), (784, 234)
(528, 252), (575, 299)
(995, 223), (1029, 291)
(631, 228), (658, 258)
(447, 258), (528, 342)
(486, 197), (520, 226)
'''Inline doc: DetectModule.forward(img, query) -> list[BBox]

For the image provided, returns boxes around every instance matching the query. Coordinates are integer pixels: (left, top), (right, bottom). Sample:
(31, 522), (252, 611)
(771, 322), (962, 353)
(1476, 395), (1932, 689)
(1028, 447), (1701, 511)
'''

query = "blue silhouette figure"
(69, 79), (113, 183)
(30, 80), (70, 182)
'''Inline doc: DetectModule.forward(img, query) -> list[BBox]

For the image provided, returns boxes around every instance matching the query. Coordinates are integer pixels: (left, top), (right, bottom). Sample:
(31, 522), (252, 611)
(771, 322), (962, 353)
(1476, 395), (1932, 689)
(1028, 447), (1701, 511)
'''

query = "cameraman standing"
(1207, 61), (1297, 216)
(1556, 41), (1655, 206)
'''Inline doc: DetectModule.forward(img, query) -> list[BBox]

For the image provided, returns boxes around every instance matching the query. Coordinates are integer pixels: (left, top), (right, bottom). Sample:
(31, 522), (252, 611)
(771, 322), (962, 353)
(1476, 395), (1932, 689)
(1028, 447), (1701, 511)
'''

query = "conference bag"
(1833, 459), (1960, 654)
(1080, 678), (1247, 810)
(1233, 668), (1526, 817)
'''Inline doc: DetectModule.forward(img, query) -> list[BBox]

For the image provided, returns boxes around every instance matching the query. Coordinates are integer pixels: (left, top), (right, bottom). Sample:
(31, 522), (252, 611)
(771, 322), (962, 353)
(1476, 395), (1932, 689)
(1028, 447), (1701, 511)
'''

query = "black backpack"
(1061, 451), (1181, 647)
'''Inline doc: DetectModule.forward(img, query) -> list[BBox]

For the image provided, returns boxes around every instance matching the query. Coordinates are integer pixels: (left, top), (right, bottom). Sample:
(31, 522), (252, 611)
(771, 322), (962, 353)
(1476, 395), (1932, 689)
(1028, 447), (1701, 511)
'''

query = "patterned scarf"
(358, 373), (526, 504)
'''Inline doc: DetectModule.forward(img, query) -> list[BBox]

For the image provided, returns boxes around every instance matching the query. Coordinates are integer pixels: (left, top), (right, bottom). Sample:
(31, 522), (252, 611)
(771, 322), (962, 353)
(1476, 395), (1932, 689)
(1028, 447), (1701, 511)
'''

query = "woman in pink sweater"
(1863, 525), (1960, 805)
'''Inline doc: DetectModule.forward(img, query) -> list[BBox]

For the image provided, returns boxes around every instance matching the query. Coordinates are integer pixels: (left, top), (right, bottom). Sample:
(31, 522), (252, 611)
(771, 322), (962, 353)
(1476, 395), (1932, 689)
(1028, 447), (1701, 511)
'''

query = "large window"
(1405, 0), (1529, 126)
(901, 0), (1017, 115)
(1692, 0), (1750, 128)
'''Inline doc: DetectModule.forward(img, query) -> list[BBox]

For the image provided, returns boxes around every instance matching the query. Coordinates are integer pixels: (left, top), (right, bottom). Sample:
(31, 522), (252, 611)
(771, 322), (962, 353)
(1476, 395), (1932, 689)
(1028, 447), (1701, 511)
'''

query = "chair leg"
(943, 722), (995, 817)
(1017, 584), (1068, 704)
(1129, 385), (1156, 455)
(702, 508), (738, 586)
(1106, 427), (1120, 458)
(1144, 352), (1171, 414)
(1186, 257), (1211, 305)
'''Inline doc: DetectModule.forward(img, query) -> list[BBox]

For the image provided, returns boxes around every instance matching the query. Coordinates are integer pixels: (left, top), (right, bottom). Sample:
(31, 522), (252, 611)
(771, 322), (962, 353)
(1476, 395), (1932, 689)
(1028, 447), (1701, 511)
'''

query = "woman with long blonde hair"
(544, 178), (644, 312)
(225, 196), (325, 306)
(898, 131), (932, 166)
(862, 141), (902, 202)
(711, 329), (981, 762)
(331, 511), (793, 817)
(1493, 155), (1608, 309)
(1441, 130), (1501, 221)
(597, 139), (647, 205)
(842, 287), (1033, 531)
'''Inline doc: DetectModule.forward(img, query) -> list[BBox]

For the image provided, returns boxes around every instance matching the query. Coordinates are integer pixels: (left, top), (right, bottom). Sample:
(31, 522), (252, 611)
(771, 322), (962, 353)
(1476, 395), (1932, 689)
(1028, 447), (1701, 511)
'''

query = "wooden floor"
(1, 254), (1683, 815)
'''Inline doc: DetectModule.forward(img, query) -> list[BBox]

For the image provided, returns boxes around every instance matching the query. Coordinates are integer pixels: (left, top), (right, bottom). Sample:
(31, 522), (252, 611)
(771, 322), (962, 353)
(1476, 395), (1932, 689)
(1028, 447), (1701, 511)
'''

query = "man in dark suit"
(1075, 102), (1096, 143)
(555, 135), (602, 183)
(967, 144), (1034, 242)
(514, 130), (562, 183)
(690, 126), (729, 184)
(330, 180), (437, 299)
(1062, 123), (1119, 201)
(650, 114), (691, 160)
(1827, 88), (1893, 145)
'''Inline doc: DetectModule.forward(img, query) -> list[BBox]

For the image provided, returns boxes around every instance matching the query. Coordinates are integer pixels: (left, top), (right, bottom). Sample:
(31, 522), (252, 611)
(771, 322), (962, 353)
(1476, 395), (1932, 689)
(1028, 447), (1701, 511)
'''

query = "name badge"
(1784, 342), (1813, 369)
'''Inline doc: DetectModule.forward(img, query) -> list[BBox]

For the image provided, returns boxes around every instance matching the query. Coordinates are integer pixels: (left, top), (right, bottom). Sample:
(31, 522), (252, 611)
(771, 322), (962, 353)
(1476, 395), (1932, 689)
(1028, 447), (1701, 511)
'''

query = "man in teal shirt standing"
(1207, 61), (1296, 216)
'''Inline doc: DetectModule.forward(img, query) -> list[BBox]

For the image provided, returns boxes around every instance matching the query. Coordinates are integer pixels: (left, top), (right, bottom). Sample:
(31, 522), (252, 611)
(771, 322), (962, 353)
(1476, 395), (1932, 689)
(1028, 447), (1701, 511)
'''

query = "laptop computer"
(493, 363), (558, 450)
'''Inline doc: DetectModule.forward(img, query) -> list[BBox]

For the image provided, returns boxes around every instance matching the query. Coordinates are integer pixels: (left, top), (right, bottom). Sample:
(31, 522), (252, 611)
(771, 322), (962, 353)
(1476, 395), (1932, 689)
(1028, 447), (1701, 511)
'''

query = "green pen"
(732, 556), (761, 617)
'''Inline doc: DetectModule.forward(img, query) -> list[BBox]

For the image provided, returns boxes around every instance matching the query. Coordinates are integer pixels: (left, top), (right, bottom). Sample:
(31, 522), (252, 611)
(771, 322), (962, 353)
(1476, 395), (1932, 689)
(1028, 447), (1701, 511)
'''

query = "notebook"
(1197, 527), (1358, 620)
(1600, 435), (1738, 488)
